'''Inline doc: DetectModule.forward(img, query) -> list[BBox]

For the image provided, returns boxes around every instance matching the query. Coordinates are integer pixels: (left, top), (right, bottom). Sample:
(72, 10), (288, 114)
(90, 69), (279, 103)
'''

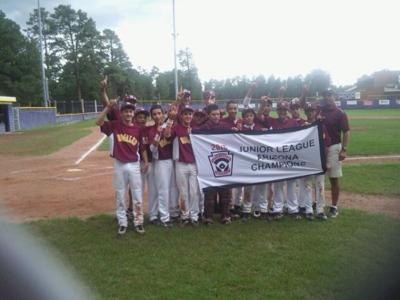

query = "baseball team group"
(95, 79), (350, 236)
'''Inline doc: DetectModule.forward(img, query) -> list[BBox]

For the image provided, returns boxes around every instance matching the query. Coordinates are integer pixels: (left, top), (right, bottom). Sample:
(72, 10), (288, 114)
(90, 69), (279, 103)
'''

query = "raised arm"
(99, 75), (110, 108)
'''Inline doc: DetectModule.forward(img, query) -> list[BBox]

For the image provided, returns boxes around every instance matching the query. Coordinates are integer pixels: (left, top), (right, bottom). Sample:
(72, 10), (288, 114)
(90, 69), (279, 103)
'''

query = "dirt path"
(0, 129), (399, 221)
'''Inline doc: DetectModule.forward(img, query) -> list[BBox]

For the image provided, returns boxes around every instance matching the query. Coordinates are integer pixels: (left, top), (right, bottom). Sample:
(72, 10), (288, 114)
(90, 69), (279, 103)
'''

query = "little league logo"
(208, 151), (234, 177)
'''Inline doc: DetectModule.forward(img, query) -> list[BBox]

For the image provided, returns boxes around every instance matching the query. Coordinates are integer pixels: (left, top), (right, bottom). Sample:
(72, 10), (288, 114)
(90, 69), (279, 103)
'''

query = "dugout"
(0, 96), (16, 134)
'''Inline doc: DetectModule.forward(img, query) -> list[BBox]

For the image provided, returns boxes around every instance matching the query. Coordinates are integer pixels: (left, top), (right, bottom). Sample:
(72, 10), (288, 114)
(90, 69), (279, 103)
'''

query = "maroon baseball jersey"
(200, 119), (233, 130)
(221, 116), (238, 128)
(100, 120), (143, 162)
(320, 107), (350, 145)
(292, 117), (306, 126)
(147, 124), (173, 160)
(170, 123), (195, 163)
(140, 126), (152, 163)
(269, 117), (298, 130)
(256, 115), (274, 129)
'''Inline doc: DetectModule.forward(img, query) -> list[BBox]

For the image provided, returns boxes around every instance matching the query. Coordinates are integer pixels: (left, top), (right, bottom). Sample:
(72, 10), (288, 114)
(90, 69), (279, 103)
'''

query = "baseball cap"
(277, 101), (289, 110)
(120, 101), (136, 111)
(135, 107), (149, 116)
(194, 108), (206, 116)
(180, 105), (194, 114)
(123, 94), (137, 103)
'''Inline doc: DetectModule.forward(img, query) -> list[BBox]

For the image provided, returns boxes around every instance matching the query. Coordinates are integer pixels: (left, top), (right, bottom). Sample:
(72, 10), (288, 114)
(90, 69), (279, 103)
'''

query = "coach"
(319, 89), (350, 218)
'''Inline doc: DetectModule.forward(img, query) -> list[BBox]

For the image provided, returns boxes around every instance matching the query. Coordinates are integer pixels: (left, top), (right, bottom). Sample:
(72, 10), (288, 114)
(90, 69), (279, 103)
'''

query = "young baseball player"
(301, 102), (331, 220)
(165, 105), (200, 226)
(268, 101), (301, 220)
(200, 104), (234, 225)
(147, 104), (176, 228)
(96, 99), (148, 235)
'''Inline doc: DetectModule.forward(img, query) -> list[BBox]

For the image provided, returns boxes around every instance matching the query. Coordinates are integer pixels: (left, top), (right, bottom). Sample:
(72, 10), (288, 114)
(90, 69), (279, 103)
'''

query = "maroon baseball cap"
(123, 94), (137, 103)
(120, 101), (136, 111)
(277, 101), (289, 110)
(194, 108), (206, 116)
(135, 107), (149, 116)
(180, 105), (194, 114)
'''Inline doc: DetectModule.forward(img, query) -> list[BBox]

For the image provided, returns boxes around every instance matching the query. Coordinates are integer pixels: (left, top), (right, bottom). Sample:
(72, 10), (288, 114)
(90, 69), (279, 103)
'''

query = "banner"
(191, 122), (326, 191)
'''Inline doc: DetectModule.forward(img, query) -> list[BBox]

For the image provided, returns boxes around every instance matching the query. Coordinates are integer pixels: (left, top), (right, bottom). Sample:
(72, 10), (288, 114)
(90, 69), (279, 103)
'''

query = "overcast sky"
(2, 0), (400, 86)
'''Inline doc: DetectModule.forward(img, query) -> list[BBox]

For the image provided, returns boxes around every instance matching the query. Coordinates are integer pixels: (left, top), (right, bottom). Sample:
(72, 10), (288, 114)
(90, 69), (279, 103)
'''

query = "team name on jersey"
(116, 133), (138, 146)
(180, 136), (191, 145)
(159, 138), (171, 148)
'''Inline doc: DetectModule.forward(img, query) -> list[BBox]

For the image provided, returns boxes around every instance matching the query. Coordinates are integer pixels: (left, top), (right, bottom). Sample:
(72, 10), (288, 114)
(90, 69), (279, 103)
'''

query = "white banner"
(191, 123), (326, 191)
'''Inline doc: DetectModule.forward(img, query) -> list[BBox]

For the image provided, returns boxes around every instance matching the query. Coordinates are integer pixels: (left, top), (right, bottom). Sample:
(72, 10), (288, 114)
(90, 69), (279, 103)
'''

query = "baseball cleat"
(221, 217), (231, 225)
(135, 225), (145, 235)
(160, 221), (173, 228)
(289, 213), (302, 220)
(118, 226), (127, 235)
(299, 207), (306, 216)
(316, 212), (328, 220)
(327, 206), (339, 218)
(253, 210), (261, 218)
(203, 217), (213, 225)
(241, 212), (250, 222)
(305, 213), (314, 221)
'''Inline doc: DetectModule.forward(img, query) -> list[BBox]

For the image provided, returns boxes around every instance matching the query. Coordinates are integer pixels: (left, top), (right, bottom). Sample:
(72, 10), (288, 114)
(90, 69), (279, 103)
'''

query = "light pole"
(37, 0), (49, 107)
(172, 0), (178, 100)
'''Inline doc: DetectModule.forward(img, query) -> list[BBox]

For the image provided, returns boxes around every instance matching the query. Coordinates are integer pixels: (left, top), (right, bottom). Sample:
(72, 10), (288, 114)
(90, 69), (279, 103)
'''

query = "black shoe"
(180, 219), (190, 227)
(316, 212), (328, 221)
(270, 210), (284, 220)
(160, 221), (173, 228)
(289, 213), (302, 220)
(230, 205), (241, 218)
(327, 206), (338, 218)
(118, 226), (127, 235)
(299, 207), (306, 216)
(135, 224), (145, 235)
(203, 217), (213, 225)
(305, 213), (314, 221)
(149, 219), (159, 225)
(253, 210), (261, 218)
(242, 212), (250, 222)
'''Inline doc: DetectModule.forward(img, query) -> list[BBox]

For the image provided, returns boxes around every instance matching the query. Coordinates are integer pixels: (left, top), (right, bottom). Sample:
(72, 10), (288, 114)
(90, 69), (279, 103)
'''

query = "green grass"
(344, 108), (400, 117)
(25, 211), (400, 299)
(0, 120), (95, 156)
(98, 136), (110, 151)
(326, 162), (400, 197)
(348, 119), (400, 156)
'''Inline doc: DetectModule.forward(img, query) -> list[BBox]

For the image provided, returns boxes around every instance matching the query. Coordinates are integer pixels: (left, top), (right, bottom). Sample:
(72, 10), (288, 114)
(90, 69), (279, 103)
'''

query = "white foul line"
(75, 135), (107, 165)
(346, 155), (400, 161)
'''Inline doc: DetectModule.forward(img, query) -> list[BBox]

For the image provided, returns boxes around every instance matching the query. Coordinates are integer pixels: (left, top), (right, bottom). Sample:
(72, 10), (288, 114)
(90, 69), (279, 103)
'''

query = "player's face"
(226, 104), (237, 118)
(243, 112), (255, 126)
(151, 108), (164, 124)
(135, 113), (147, 125)
(263, 104), (272, 115)
(121, 109), (134, 122)
(290, 107), (300, 118)
(322, 94), (335, 107)
(277, 108), (288, 119)
(181, 111), (193, 125)
(193, 113), (206, 125)
(209, 109), (221, 124)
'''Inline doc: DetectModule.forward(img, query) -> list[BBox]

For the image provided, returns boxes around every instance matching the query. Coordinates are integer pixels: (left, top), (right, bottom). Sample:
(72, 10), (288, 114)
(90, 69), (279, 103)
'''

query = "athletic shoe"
(221, 217), (231, 225)
(203, 217), (213, 225)
(299, 207), (306, 216)
(305, 213), (314, 221)
(180, 219), (190, 227)
(253, 210), (261, 218)
(242, 212), (250, 222)
(270, 211), (284, 220)
(118, 226), (127, 235)
(289, 213), (302, 220)
(149, 219), (159, 225)
(191, 220), (199, 227)
(135, 225), (145, 235)
(327, 206), (339, 218)
(126, 209), (134, 220)
(160, 221), (173, 228)
(283, 206), (289, 215)
(316, 212), (328, 221)
(230, 205), (241, 219)
(170, 216), (180, 223)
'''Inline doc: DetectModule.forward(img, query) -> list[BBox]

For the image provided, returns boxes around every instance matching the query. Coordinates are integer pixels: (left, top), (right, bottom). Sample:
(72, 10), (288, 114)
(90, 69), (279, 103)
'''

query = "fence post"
(94, 100), (98, 113)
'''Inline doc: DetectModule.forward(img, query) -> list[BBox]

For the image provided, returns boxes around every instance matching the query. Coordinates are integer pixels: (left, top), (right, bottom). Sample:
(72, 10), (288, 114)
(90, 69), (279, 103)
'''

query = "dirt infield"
(1, 127), (399, 221)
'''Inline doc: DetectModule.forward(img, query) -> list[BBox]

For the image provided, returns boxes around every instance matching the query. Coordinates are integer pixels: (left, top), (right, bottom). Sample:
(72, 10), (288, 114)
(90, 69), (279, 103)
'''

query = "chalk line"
(75, 135), (107, 165)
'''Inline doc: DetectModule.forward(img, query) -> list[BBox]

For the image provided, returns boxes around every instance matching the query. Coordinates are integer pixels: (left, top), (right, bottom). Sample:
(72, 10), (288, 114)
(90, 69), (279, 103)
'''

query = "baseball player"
(267, 101), (301, 220)
(199, 104), (234, 225)
(165, 105), (200, 226)
(96, 99), (148, 235)
(147, 104), (176, 227)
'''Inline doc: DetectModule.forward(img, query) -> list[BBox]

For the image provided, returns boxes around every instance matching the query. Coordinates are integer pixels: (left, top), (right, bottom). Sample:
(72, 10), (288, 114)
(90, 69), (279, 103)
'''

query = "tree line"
(1, 5), (353, 106)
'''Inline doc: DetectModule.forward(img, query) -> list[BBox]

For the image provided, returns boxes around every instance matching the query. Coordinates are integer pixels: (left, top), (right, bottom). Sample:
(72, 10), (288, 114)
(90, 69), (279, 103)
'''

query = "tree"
(304, 69), (331, 96)
(177, 48), (202, 99)
(0, 10), (42, 104)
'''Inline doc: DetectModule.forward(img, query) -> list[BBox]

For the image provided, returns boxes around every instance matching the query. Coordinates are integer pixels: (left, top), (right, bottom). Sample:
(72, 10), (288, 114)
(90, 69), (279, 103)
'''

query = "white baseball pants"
(141, 161), (157, 221)
(113, 160), (143, 227)
(301, 175), (326, 214)
(251, 183), (270, 213)
(232, 187), (243, 207)
(175, 162), (199, 221)
(272, 179), (299, 214)
(153, 159), (176, 222)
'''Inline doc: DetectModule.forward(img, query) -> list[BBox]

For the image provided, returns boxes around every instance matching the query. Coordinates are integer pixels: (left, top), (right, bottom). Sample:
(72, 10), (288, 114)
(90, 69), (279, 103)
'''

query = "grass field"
(326, 162), (400, 197)
(0, 120), (94, 156)
(26, 211), (400, 299)
(344, 108), (400, 117)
